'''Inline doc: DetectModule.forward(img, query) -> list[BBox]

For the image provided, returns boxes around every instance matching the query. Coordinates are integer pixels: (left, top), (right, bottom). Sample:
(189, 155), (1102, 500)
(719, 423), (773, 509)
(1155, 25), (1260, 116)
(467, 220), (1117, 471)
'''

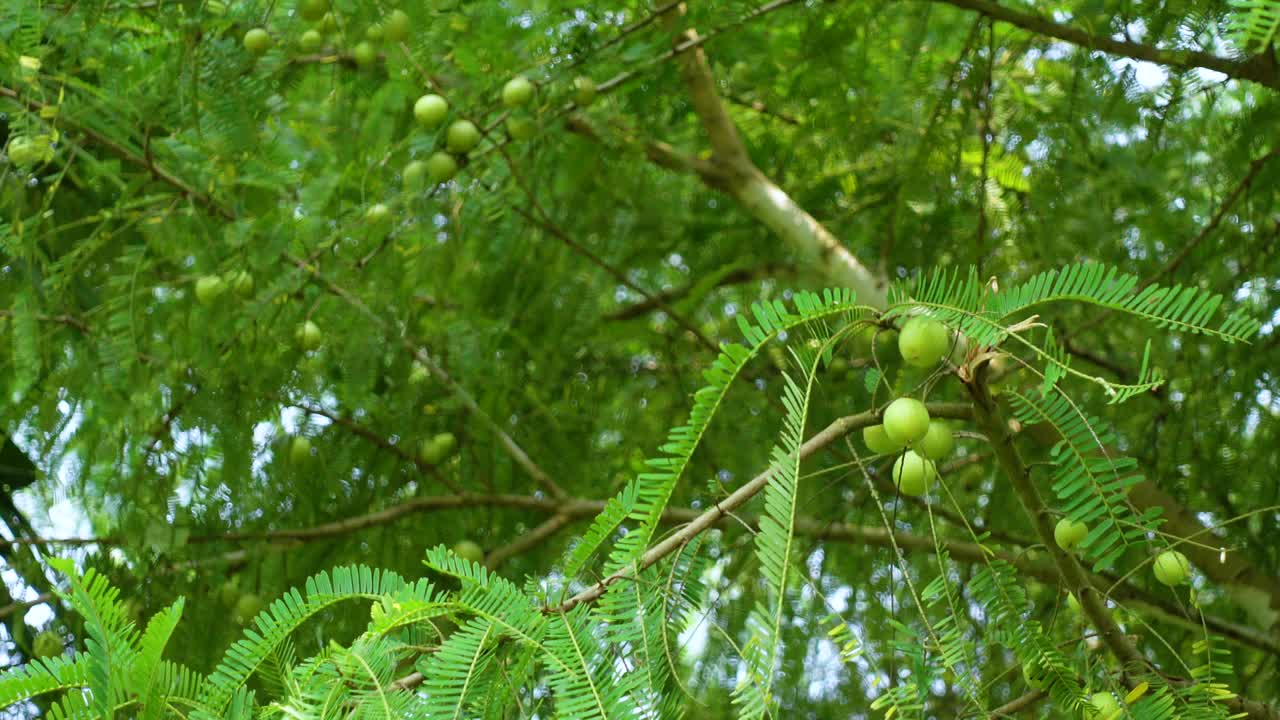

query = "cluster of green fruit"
(219, 580), (264, 626)
(193, 269), (254, 305)
(861, 316), (959, 497)
(242, 0), (411, 64)
(418, 431), (456, 465)
(1054, 516), (1192, 587)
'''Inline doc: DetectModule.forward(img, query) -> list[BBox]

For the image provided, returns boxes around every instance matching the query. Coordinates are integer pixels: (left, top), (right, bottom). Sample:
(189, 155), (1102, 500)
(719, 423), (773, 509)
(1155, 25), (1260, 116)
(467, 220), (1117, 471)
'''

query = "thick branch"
(929, 0), (1280, 90)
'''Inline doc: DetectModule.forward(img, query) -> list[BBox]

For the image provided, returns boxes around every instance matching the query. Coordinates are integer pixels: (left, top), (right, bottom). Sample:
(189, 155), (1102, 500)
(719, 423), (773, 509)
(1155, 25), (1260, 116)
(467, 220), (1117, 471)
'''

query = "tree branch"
(927, 0), (1280, 90)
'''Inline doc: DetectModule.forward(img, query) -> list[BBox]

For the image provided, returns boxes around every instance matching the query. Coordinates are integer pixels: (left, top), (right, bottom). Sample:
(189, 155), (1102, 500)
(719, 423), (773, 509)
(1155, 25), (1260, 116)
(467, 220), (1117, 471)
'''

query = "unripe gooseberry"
(502, 76), (536, 107)
(365, 203), (391, 225)
(298, 29), (323, 53)
(425, 152), (458, 184)
(218, 581), (240, 607)
(318, 12), (337, 33)
(882, 398), (931, 445)
(195, 275), (226, 305)
(911, 420), (953, 460)
(243, 28), (273, 56)
(403, 160), (428, 188)
(364, 24), (384, 42)
(32, 631), (62, 659)
(892, 450), (936, 496)
(352, 41), (377, 68)
(506, 115), (536, 141)
(6, 136), (44, 168)
(297, 0), (328, 22)
(862, 424), (903, 455)
(452, 540), (484, 564)
(898, 315), (950, 368)
(419, 432), (457, 464)
(383, 10), (411, 42)
(1088, 692), (1122, 720)
(1153, 550), (1190, 586)
(296, 320), (323, 350)
(227, 270), (254, 296)
(233, 593), (263, 625)
(413, 94), (449, 127)
(1054, 518), (1088, 551)
(445, 120), (482, 153)
(289, 436), (312, 464)
(572, 76), (597, 106)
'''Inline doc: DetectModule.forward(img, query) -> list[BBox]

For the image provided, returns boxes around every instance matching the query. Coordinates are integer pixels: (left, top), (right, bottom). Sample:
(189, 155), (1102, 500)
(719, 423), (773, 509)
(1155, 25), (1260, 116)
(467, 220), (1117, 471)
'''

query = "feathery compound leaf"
(733, 328), (829, 718)
(568, 289), (868, 582)
(0, 655), (91, 712)
(46, 557), (136, 720)
(420, 619), (498, 720)
(1227, 0), (1280, 50)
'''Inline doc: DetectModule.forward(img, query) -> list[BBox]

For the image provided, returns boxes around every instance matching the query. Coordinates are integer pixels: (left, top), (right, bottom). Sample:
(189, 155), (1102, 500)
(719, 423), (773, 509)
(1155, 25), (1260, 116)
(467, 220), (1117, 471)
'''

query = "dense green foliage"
(1, 0), (1279, 718)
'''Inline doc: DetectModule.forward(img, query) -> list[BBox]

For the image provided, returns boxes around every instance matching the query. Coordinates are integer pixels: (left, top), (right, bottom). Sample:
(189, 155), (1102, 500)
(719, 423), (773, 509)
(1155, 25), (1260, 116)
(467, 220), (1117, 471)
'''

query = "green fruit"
(365, 203), (391, 225)
(233, 593), (263, 625)
(352, 41), (377, 68)
(206, 0), (227, 15)
(445, 120), (482, 153)
(318, 12), (337, 33)
(452, 540), (484, 564)
(227, 270), (254, 296)
(7, 136), (45, 168)
(425, 152), (458, 184)
(289, 436), (312, 464)
(1153, 550), (1191, 586)
(297, 320), (323, 350)
(1022, 660), (1047, 689)
(947, 331), (969, 365)
(1088, 692), (1122, 720)
(573, 76), (596, 106)
(297, 0), (328, 22)
(195, 275), (226, 305)
(862, 425), (902, 455)
(365, 24), (384, 42)
(882, 398), (931, 445)
(898, 315), (950, 368)
(911, 420), (954, 460)
(384, 10), (411, 42)
(298, 29), (323, 53)
(502, 75), (535, 107)
(32, 631), (61, 659)
(1054, 518), (1089, 551)
(891, 450), (936, 496)
(506, 115), (536, 141)
(403, 160), (428, 188)
(419, 431), (457, 464)
(414, 94), (449, 127)
(243, 28), (273, 56)
(219, 581), (240, 607)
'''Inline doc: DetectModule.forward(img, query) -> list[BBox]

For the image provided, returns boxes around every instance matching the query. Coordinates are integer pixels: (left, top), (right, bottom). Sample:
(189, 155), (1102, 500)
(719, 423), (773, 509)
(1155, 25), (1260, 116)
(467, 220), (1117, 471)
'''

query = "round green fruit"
(882, 398), (931, 445)
(862, 424), (902, 455)
(195, 275), (226, 305)
(233, 593), (263, 625)
(318, 12), (337, 33)
(32, 631), (62, 659)
(227, 270), (254, 296)
(297, 320), (323, 350)
(243, 28), (273, 56)
(452, 540), (484, 564)
(403, 160), (428, 188)
(414, 94), (449, 127)
(502, 75), (535, 107)
(364, 24), (384, 42)
(384, 10), (411, 42)
(297, 0), (328, 22)
(445, 120), (482, 153)
(911, 421), (954, 460)
(289, 436), (312, 464)
(1054, 518), (1088, 551)
(891, 450), (936, 496)
(298, 29), (323, 53)
(408, 361), (430, 384)
(352, 41), (377, 68)
(6, 136), (45, 168)
(1153, 550), (1190, 586)
(898, 315), (950, 368)
(1088, 692), (1122, 720)
(425, 152), (458, 184)
(572, 76), (597, 106)
(506, 115), (536, 141)
(219, 580), (240, 607)
(365, 203), (391, 225)
(419, 432), (457, 464)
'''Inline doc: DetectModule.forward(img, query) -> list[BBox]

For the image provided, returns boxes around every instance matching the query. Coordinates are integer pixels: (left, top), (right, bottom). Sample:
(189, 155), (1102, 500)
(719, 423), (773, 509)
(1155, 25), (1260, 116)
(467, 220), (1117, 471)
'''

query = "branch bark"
(928, 0), (1280, 90)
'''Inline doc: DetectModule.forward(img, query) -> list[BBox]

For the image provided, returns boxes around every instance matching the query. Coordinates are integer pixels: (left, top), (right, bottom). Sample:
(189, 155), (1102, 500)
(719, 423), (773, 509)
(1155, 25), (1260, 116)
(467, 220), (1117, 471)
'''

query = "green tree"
(1, 0), (1278, 718)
